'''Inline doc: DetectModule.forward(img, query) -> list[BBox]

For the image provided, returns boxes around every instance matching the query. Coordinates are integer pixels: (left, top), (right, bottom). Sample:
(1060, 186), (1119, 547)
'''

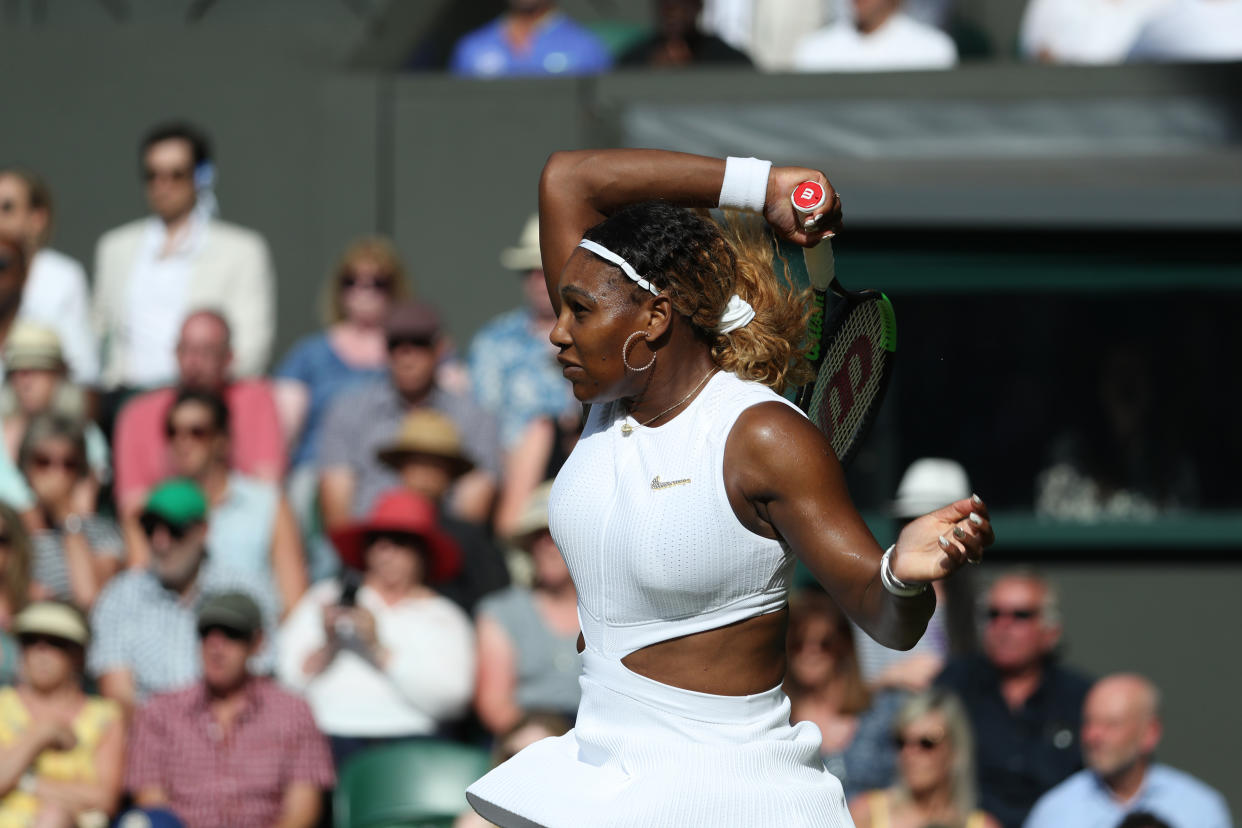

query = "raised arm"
(537, 150), (839, 313)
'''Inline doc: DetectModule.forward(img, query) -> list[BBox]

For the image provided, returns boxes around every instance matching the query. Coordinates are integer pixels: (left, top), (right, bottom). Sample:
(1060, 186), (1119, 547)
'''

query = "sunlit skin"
(20, 636), (80, 694)
(143, 139), (197, 226)
(200, 628), (260, 696)
(897, 711), (953, 795)
(147, 521), (208, 594)
(788, 614), (842, 690)
(10, 368), (60, 414)
(0, 174), (48, 247)
(398, 455), (458, 503)
(175, 312), (232, 392)
(981, 577), (1059, 673)
(341, 258), (394, 328)
(24, 436), (83, 510)
(389, 341), (439, 402)
(365, 535), (427, 596)
(854, 0), (901, 34)
(1081, 675), (1162, 800)
(167, 400), (224, 479)
(538, 149), (993, 696)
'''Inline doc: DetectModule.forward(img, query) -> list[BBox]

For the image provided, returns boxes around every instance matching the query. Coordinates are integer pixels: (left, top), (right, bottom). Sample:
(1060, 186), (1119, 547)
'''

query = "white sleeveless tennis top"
(549, 370), (803, 659)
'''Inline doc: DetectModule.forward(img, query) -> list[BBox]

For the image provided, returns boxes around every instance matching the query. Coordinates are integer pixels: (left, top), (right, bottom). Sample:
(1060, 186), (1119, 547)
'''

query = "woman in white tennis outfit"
(466, 150), (994, 828)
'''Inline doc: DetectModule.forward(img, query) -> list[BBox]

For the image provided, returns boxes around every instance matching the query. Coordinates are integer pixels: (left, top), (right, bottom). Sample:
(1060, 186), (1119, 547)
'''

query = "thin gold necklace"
(621, 368), (718, 436)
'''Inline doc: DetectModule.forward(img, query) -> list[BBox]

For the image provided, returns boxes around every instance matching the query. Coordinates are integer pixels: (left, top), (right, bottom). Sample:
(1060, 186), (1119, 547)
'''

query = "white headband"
(577, 238), (755, 334)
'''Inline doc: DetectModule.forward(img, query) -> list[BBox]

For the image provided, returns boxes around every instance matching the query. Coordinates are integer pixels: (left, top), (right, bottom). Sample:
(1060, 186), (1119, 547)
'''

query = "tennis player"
(466, 149), (994, 827)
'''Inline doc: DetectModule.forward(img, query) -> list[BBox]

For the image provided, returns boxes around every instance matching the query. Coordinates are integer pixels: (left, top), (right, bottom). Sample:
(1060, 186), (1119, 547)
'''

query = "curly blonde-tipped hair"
(581, 202), (813, 394)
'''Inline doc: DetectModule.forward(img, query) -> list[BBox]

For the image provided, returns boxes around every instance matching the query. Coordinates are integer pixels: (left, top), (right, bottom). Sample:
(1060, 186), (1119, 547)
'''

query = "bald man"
(113, 310), (285, 516)
(1025, 673), (1231, 828)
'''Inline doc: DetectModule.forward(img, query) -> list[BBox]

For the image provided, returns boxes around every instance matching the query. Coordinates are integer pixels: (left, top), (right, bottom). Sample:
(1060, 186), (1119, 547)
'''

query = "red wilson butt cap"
(791, 181), (826, 214)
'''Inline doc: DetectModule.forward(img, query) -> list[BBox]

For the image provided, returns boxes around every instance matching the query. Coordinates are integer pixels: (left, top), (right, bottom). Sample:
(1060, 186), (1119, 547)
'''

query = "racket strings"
(808, 299), (893, 461)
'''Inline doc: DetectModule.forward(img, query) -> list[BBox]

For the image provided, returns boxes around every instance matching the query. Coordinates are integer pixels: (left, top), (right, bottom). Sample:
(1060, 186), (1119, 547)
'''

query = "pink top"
(113, 379), (285, 511)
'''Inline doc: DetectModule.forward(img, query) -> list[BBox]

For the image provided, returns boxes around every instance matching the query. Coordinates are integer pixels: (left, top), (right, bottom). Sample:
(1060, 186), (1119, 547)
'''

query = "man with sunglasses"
(318, 300), (502, 532)
(0, 168), (98, 386)
(87, 479), (277, 718)
(934, 572), (1093, 828)
(91, 121), (275, 397)
(123, 592), (334, 828)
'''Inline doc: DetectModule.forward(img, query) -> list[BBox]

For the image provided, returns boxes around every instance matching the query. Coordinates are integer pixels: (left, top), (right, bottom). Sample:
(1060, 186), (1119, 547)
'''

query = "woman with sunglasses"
(0, 601), (125, 828)
(850, 689), (1000, 828)
(0, 503), (34, 685)
(785, 588), (905, 800)
(17, 414), (122, 612)
(159, 388), (306, 615)
(274, 236), (413, 580)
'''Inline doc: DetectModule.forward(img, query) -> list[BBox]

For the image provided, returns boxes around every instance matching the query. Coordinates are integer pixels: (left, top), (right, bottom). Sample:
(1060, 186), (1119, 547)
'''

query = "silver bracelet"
(881, 544), (928, 598)
(718, 156), (772, 214)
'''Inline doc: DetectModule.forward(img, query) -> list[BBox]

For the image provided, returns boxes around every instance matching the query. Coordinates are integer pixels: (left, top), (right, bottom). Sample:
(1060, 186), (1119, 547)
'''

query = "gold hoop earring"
(622, 330), (656, 372)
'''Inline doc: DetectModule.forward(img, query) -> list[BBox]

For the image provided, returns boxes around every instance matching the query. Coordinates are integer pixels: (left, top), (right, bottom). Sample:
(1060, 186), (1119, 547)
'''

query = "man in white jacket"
(92, 122), (275, 393)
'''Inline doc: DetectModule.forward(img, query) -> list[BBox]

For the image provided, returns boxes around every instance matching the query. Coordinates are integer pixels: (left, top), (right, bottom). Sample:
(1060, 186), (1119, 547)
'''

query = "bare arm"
(271, 782), (323, 828)
(61, 530), (103, 610)
(726, 404), (991, 650)
(33, 715), (125, 816)
(273, 379), (310, 453)
(317, 468), (355, 533)
(132, 786), (170, 808)
(0, 725), (58, 794)
(270, 496), (308, 618)
(97, 670), (138, 723)
(472, 614), (522, 735)
(537, 150), (838, 314)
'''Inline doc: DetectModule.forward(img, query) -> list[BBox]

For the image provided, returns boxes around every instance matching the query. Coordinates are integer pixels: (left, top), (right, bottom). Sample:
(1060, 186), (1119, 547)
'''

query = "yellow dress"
(866, 790), (988, 828)
(0, 686), (119, 828)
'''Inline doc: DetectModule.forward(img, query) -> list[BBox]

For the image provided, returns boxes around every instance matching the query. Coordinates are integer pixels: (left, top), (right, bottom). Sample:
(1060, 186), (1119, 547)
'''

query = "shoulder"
(325, 378), (390, 419)
(1148, 764), (1231, 811)
(206, 219), (269, 251)
(473, 308), (528, 341)
(476, 585), (528, 618)
(890, 14), (958, 56)
(33, 248), (86, 278)
(226, 378), (277, 406)
(140, 684), (198, 717)
(552, 16), (606, 47)
(795, 22), (852, 56)
(1025, 769), (1094, 820)
(96, 569), (154, 605)
(96, 220), (148, 254)
(934, 654), (983, 690)
(455, 19), (504, 54)
(1048, 661), (1094, 698)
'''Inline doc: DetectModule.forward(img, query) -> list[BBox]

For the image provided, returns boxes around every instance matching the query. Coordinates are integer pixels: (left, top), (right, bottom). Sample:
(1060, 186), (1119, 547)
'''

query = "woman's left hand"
(890, 495), (995, 584)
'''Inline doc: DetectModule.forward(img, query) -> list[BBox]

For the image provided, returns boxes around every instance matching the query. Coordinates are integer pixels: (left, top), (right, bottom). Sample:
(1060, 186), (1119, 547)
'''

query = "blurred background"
(0, 0), (1239, 823)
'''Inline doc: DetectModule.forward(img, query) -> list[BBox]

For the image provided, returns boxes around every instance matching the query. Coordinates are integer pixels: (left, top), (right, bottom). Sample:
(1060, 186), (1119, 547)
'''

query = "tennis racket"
(787, 181), (897, 468)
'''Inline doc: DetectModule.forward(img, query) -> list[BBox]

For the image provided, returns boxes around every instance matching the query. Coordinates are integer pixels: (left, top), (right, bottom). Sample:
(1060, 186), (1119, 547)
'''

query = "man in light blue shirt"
(1025, 673), (1232, 828)
(450, 0), (612, 78)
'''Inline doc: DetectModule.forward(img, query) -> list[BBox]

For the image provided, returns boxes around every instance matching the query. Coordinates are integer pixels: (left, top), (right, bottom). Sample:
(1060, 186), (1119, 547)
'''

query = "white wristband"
(881, 545), (928, 598)
(719, 156), (772, 214)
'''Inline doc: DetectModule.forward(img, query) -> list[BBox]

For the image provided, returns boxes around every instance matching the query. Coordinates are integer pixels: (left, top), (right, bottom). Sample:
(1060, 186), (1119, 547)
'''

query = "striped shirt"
(88, 564), (278, 700)
(31, 516), (123, 602)
(126, 678), (335, 828)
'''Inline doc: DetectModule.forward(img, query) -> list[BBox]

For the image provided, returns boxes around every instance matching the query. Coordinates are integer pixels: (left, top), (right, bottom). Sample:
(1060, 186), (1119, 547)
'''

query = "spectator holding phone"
(277, 490), (475, 765)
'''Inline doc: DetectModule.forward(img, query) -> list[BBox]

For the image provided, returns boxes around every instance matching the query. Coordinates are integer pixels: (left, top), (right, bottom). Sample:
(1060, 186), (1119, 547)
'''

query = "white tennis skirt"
(466, 650), (854, 827)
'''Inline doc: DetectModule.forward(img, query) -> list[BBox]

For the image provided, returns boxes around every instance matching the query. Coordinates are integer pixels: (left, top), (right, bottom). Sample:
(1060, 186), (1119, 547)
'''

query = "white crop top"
(549, 370), (803, 659)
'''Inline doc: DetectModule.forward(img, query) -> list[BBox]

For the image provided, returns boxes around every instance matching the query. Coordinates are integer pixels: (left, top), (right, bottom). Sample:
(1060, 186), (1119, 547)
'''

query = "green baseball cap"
(197, 591), (262, 639)
(142, 478), (208, 526)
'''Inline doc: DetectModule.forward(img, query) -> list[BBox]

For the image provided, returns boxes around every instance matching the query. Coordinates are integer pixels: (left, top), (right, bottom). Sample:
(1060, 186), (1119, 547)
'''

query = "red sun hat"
(328, 490), (461, 583)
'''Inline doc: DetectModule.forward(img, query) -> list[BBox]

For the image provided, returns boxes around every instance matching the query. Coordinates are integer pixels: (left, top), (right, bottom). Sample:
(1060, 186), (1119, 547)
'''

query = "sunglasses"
(198, 624), (252, 642)
(986, 607), (1040, 622)
(139, 515), (194, 540)
(31, 453), (81, 474)
(0, 198), (16, 213)
(342, 274), (394, 293)
(0, 533), (11, 546)
(894, 733), (946, 752)
(387, 335), (435, 352)
(143, 167), (192, 184)
(0, 256), (12, 273)
(18, 633), (79, 651)
(792, 635), (836, 654)
(165, 423), (214, 441)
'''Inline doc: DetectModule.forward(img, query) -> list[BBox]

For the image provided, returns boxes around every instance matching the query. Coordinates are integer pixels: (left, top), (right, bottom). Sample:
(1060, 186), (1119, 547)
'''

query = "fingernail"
(969, 512), (983, 526)
(823, 230), (835, 239)
(938, 536), (950, 549)
(953, 526), (967, 540)
(972, 493), (983, 506)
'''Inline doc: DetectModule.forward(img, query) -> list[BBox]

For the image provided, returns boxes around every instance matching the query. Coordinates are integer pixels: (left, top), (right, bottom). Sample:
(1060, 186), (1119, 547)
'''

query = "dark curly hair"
(582, 202), (812, 393)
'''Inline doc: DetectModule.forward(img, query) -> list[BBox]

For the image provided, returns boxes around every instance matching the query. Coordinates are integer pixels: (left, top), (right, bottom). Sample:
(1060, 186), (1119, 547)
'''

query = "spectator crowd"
(1, 3), (1238, 818)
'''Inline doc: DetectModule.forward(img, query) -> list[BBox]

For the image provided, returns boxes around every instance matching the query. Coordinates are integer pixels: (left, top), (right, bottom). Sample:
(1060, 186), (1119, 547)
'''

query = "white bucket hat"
(500, 214), (543, 272)
(892, 458), (972, 519)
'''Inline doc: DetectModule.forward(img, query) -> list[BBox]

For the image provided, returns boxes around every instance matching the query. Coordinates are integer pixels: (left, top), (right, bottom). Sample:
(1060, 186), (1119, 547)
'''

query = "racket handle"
(804, 238), (836, 291)
(791, 180), (829, 233)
